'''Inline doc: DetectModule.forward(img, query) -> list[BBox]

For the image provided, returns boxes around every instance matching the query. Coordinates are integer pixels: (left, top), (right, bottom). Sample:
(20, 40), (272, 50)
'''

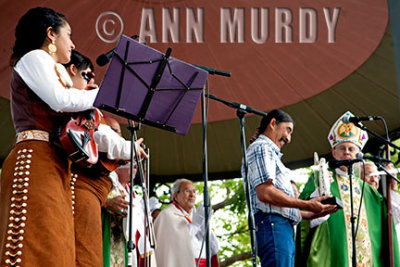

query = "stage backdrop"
(0, 0), (399, 183)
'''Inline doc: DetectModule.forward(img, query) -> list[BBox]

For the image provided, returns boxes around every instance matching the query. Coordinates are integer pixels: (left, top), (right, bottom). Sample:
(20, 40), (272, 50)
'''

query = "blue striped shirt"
(242, 135), (302, 225)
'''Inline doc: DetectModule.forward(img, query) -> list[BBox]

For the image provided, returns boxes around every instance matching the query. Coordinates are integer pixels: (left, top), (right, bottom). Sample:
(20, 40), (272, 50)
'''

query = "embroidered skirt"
(0, 140), (74, 266)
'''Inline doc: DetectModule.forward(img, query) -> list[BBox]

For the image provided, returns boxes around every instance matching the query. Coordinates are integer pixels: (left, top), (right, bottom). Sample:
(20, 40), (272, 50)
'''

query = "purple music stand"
(94, 35), (209, 267)
(94, 35), (208, 136)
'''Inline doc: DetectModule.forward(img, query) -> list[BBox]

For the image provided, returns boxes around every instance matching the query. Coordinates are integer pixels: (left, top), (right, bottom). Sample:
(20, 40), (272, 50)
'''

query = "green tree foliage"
(206, 179), (252, 267)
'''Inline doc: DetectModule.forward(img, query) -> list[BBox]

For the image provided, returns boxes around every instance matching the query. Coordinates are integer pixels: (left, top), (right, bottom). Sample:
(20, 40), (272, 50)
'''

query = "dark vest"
(10, 70), (70, 134)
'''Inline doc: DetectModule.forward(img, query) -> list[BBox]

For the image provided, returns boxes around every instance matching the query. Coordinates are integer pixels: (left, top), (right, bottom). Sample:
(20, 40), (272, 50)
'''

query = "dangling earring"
(48, 40), (57, 55)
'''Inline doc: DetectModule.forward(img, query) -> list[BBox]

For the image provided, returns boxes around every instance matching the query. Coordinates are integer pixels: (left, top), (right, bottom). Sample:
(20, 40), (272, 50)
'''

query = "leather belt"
(16, 130), (50, 144)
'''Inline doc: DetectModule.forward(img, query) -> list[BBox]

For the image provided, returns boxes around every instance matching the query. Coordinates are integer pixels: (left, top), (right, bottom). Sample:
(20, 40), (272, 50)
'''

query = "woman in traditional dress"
(0, 7), (98, 266)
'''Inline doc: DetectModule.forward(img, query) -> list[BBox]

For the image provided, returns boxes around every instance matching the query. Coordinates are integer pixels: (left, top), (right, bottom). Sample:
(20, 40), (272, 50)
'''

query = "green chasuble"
(296, 169), (400, 267)
(102, 209), (128, 267)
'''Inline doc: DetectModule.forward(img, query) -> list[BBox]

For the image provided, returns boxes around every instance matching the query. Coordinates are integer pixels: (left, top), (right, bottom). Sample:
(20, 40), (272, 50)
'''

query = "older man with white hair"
(154, 179), (219, 267)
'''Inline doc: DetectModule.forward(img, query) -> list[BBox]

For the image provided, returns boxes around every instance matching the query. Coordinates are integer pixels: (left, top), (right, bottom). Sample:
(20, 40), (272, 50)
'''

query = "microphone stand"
(346, 163), (357, 267)
(376, 163), (400, 184)
(237, 109), (258, 267)
(205, 94), (262, 267)
(352, 120), (396, 266)
(201, 89), (211, 267)
(198, 66), (230, 267)
(353, 122), (400, 151)
(384, 129), (395, 267)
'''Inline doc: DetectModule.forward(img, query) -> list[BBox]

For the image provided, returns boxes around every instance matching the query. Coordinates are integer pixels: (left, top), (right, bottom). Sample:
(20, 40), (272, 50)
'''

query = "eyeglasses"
(81, 72), (95, 83)
(366, 174), (379, 180)
(181, 188), (197, 194)
(335, 144), (358, 153)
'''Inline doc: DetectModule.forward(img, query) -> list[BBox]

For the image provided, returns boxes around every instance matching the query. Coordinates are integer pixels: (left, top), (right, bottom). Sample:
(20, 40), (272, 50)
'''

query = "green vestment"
(296, 169), (399, 267)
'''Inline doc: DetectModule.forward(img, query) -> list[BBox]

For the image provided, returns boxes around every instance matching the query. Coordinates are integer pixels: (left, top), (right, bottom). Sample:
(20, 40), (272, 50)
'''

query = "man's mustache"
(279, 137), (289, 144)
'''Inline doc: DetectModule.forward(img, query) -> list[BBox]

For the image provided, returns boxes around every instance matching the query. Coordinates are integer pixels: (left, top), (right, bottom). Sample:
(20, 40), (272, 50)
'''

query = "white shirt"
(94, 124), (132, 160)
(14, 49), (98, 112)
(154, 204), (196, 267)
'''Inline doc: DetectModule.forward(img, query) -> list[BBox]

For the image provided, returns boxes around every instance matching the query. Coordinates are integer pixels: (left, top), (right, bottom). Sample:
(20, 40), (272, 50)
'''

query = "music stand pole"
(127, 120), (138, 267)
(237, 109), (258, 267)
(126, 120), (155, 267)
(201, 89), (211, 267)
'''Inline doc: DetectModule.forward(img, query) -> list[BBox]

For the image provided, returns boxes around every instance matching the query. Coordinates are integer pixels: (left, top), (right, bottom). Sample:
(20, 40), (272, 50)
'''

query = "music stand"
(94, 35), (208, 136)
(94, 35), (208, 266)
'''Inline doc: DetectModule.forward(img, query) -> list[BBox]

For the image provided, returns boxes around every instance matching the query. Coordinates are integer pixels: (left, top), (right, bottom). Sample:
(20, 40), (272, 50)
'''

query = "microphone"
(342, 115), (380, 124)
(96, 49), (114, 66)
(193, 64), (231, 77)
(206, 94), (268, 117)
(96, 35), (140, 66)
(328, 158), (362, 169)
(228, 102), (268, 117)
(356, 152), (392, 163)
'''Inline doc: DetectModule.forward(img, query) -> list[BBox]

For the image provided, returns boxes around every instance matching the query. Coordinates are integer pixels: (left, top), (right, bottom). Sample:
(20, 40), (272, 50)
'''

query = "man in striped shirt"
(243, 109), (337, 267)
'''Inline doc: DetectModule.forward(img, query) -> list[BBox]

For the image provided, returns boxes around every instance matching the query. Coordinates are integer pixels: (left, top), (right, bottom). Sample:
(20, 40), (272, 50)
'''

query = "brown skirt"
(72, 167), (112, 267)
(0, 140), (74, 266)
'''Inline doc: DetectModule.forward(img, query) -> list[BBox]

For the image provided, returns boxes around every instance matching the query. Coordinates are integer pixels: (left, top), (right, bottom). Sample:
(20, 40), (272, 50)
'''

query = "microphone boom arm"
(352, 122), (400, 151)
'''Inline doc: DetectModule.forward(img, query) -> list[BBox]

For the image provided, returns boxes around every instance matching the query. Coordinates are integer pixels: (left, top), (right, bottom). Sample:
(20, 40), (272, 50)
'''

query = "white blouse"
(14, 49), (98, 112)
(94, 124), (132, 160)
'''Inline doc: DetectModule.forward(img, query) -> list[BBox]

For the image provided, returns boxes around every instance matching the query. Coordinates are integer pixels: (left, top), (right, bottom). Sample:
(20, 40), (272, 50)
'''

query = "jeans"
(255, 213), (295, 267)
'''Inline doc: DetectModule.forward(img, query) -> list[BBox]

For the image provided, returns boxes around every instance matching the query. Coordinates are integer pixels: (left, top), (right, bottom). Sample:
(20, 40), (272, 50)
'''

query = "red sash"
(195, 255), (220, 267)
(173, 200), (192, 224)
(196, 258), (206, 267)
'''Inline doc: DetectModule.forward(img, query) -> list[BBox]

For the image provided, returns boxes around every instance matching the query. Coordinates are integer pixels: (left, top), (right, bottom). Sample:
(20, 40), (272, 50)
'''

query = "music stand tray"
(94, 35), (209, 135)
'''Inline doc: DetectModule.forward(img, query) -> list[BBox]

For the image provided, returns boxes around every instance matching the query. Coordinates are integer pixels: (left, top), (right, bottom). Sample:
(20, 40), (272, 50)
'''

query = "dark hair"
(11, 7), (67, 66)
(258, 109), (294, 134)
(249, 109), (293, 144)
(63, 50), (94, 72)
